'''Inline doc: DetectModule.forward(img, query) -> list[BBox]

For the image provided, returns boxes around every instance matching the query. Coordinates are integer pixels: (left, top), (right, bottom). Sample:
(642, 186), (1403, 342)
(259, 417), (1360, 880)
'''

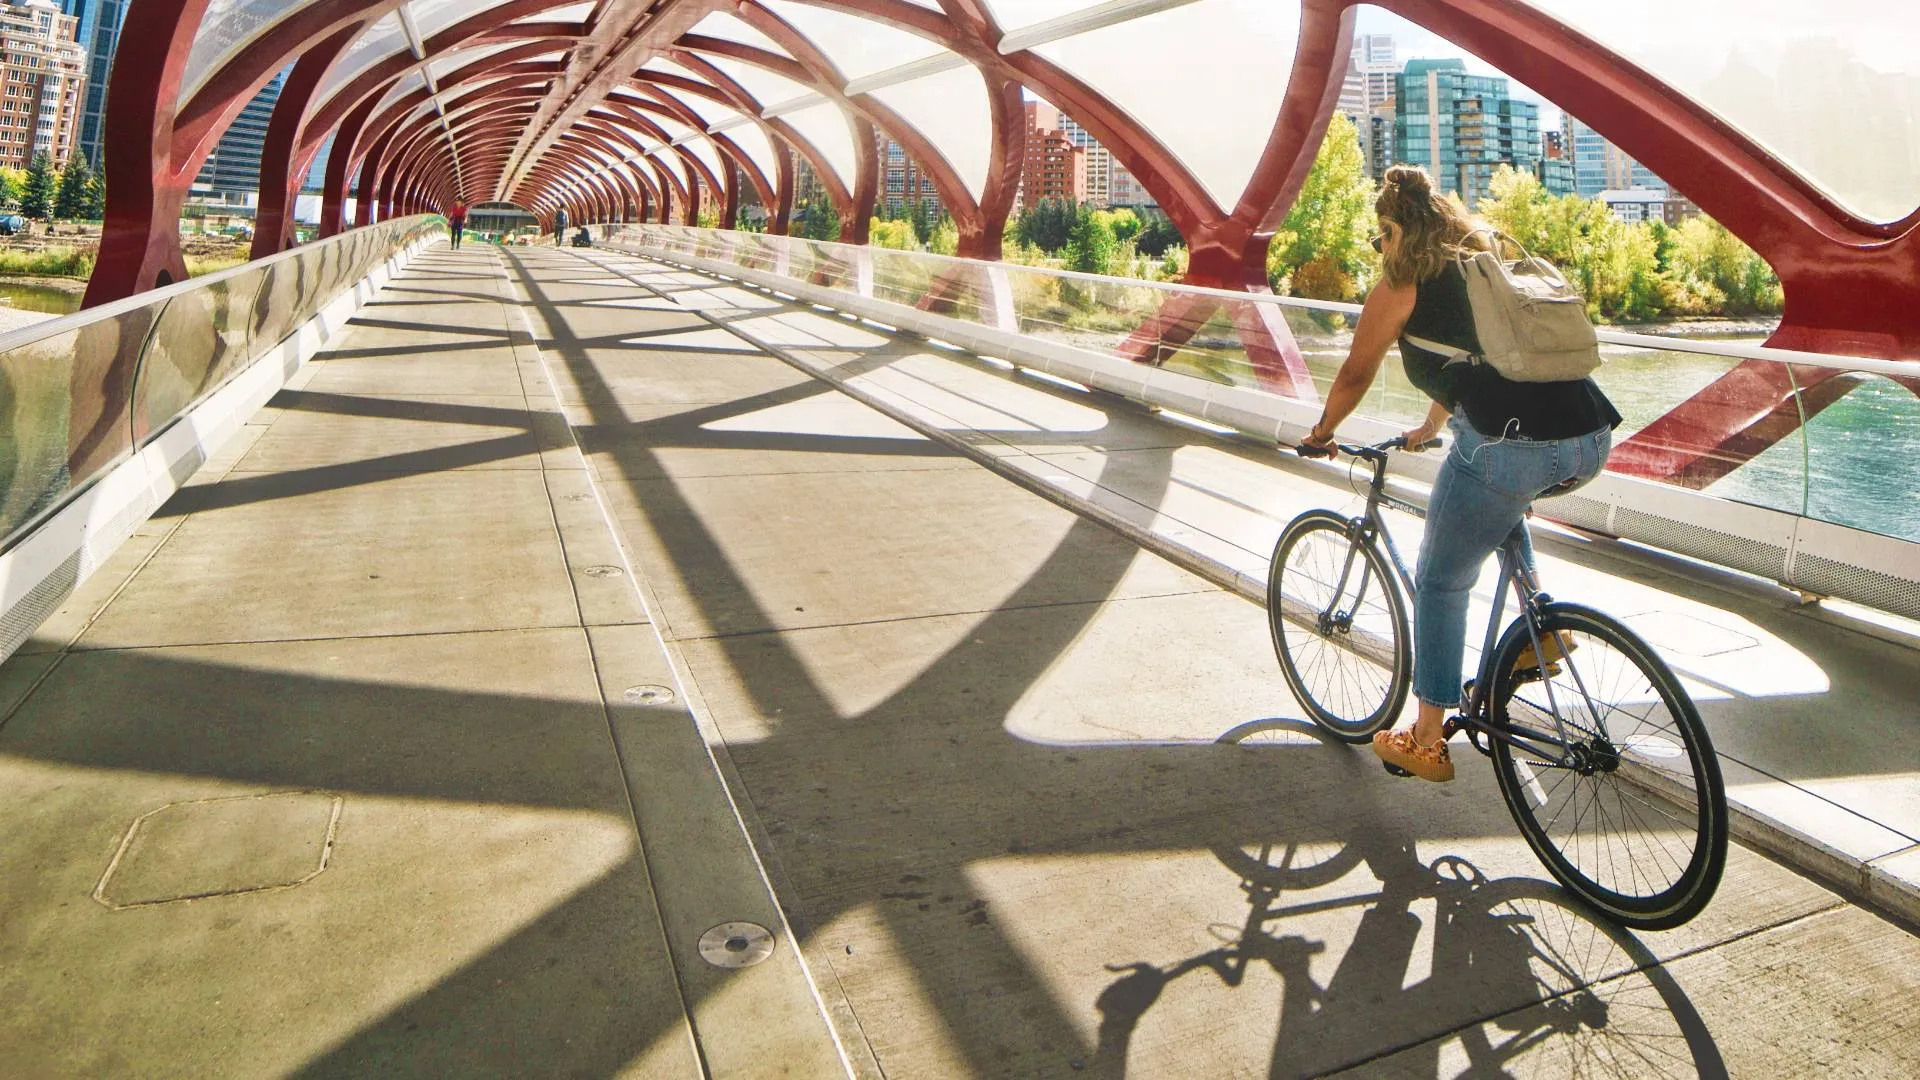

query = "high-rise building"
(1536, 128), (1577, 195)
(1055, 112), (1109, 206)
(1564, 116), (1665, 197)
(1395, 58), (1541, 206)
(1017, 101), (1085, 210)
(1108, 160), (1155, 208)
(877, 133), (942, 218)
(1337, 33), (1397, 179)
(1352, 33), (1398, 114)
(0, 0), (87, 169)
(193, 66), (285, 200)
(59, 0), (119, 170)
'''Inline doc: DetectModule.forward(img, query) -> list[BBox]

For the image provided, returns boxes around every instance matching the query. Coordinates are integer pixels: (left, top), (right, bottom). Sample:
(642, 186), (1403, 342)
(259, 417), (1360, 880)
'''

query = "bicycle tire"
(1268, 510), (1411, 743)
(1487, 604), (1728, 930)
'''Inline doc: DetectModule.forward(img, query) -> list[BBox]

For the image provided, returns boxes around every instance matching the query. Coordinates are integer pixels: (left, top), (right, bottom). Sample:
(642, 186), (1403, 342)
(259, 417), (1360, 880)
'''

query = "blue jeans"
(1412, 416), (1612, 708)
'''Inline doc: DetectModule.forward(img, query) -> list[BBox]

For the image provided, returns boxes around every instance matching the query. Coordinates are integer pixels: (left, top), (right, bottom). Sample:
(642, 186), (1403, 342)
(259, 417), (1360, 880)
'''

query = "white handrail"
(629, 224), (1920, 380)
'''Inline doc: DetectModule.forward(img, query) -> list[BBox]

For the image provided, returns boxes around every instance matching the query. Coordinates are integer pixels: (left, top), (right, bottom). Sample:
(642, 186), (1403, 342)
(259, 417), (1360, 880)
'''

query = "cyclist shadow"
(1089, 717), (1729, 1080)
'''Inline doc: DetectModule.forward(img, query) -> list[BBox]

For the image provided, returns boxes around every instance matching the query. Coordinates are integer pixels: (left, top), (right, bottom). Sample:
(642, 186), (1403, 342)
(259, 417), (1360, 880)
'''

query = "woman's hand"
(1401, 402), (1452, 452)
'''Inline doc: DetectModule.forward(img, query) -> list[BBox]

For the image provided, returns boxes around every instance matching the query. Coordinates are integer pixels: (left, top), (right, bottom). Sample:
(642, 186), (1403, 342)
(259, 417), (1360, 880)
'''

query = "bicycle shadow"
(1088, 717), (1729, 1080)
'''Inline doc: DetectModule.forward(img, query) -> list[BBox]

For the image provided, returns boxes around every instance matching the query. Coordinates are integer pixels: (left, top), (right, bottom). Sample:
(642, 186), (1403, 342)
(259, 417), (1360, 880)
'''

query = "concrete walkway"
(1, 242), (1916, 1077)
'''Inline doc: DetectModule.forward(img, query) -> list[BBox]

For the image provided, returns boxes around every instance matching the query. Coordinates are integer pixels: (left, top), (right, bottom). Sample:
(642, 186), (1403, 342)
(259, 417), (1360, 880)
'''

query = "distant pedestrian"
(554, 207), (568, 246)
(448, 201), (467, 250)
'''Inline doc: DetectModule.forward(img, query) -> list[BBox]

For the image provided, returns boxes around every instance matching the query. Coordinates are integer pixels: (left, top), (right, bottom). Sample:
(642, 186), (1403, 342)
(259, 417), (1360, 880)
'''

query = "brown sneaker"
(1514, 630), (1577, 673)
(1373, 728), (1455, 783)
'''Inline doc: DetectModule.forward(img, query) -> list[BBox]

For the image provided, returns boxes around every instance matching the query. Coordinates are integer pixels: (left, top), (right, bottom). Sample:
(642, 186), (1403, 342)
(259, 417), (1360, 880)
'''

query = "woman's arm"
(1303, 278), (1418, 447)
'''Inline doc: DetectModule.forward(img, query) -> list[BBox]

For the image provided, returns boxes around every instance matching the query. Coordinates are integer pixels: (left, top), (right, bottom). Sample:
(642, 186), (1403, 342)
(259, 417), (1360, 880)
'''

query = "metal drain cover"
(623, 684), (675, 706)
(699, 921), (775, 968)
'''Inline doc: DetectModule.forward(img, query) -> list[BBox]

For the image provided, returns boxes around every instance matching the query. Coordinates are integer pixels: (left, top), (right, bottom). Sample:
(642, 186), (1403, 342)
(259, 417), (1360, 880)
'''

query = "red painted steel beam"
(253, 23), (367, 259)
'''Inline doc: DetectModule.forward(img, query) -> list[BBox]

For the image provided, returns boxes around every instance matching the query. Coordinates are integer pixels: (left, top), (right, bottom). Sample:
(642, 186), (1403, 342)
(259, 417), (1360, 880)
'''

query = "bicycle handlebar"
(1294, 434), (1443, 460)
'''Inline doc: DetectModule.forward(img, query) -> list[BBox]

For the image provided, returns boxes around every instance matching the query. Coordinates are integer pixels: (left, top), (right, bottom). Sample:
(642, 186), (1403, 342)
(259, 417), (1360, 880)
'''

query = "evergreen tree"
(83, 167), (105, 220)
(54, 153), (92, 220)
(1015, 198), (1075, 254)
(21, 153), (55, 219)
(1134, 210), (1182, 257)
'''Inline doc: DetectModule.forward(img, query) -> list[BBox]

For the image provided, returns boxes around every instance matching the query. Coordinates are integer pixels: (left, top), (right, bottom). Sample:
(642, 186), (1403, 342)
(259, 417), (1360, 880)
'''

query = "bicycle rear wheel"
(1488, 604), (1727, 930)
(1268, 510), (1411, 742)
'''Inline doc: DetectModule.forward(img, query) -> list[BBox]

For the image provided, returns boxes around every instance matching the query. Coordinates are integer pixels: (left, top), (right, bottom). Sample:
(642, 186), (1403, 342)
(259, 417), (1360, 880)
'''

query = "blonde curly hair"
(1375, 164), (1485, 288)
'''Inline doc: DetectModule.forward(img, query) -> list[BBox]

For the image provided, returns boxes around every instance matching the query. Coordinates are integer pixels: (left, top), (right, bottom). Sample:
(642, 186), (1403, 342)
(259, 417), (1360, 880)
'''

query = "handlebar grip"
(1295, 440), (1337, 460)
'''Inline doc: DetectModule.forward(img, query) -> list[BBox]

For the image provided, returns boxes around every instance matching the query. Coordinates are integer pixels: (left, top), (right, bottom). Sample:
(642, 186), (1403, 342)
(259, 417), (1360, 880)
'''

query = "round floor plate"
(698, 921), (775, 968)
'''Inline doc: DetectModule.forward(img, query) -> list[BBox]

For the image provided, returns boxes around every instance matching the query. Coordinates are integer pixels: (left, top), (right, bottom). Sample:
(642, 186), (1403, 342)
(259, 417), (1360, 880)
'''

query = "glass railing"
(0, 216), (442, 550)
(607, 225), (1920, 552)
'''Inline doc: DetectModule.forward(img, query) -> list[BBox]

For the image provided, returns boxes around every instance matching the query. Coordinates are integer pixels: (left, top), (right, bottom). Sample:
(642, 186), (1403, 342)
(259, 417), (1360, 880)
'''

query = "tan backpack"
(1403, 228), (1602, 383)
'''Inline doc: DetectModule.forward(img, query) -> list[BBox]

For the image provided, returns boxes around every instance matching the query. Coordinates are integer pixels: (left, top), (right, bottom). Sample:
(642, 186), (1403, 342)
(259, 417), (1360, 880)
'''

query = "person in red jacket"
(448, 201), (468, 250)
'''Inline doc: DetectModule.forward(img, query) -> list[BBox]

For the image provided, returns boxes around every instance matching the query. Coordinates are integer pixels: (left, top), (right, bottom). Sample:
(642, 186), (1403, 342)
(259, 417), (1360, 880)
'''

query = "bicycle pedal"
(1382, 761), (1414, 778)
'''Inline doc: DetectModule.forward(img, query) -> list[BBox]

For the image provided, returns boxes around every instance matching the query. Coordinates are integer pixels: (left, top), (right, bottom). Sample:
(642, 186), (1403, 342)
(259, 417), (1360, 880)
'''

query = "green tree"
(1134, 209), (1182, 257)
(0, 165), (23, 208)
(927, 215), (958, 256)
(868, 216), (917, 250)
(83, 167), (105, 219)
(796, 191), (839, 241)
(1015, 198), (1075, 253)
(1063, 204), (1116, 274)
(1266, 116), (1376, 300)
(1099, 207), (1141, 245)
(21, 153), (55, 219)
(54, 153), (94, 219)
(1669, 216), (1781, 315)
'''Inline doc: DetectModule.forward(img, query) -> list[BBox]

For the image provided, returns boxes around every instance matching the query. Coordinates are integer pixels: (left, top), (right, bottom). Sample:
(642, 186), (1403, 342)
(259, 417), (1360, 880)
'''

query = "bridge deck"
(1, 244), (1915, 1077)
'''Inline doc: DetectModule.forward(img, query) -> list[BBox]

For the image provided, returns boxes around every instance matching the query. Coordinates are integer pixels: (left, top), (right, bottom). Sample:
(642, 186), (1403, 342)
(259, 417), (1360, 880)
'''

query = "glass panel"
(779, 101), (858, 189)
(686, 11), (792, 58)
(428, 41), (522, 82)
(515, 1), (595, 23)
(379, 71), (429, 114)
(720, 121), (779, 186)
(1797, 374), (1920, 540)
(700, 54), (816, 112)
(135, 268), (263, 443)
(410, 0), (497, 40)
(1521, 0), (1920, 223)
(866, 64), (993, 201)
(647, 81), (742, 130)
(759, 0), (946, 81)
(980, 0), (1107, 33)
(183, 0), (297, 98)
(0, 306), (156, 546)
(1031, 0), (1299, 215)
(317, 13), (410, 102)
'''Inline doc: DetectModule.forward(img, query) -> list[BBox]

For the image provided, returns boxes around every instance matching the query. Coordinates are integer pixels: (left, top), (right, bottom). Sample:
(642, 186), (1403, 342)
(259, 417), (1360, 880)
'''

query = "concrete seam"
(506, 251), (862, 1079)
(494, 251), (711, 1075)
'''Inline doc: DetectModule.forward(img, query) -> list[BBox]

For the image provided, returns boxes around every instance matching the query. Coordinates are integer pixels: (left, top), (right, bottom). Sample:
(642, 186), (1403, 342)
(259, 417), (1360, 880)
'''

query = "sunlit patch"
(699, 397), (929, 442)
(617, 327), (755, 351)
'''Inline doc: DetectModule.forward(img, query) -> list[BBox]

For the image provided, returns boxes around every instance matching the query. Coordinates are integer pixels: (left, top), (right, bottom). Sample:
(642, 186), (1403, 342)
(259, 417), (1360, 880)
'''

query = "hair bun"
(1384, 165), (1431, 198)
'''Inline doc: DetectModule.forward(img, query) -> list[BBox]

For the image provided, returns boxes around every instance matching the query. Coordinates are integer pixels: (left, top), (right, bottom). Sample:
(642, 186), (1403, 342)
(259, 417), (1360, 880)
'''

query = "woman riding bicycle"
(1299, 165), (1621, 783)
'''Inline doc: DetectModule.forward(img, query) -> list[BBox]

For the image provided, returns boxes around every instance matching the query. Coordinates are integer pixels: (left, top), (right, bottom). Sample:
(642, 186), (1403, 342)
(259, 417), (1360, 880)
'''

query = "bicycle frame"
(1320, 444), (1592, 767)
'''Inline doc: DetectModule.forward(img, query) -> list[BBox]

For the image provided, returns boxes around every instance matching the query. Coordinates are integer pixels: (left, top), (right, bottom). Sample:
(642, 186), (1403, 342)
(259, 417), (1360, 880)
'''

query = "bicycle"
(1266, 436), (1728, 929)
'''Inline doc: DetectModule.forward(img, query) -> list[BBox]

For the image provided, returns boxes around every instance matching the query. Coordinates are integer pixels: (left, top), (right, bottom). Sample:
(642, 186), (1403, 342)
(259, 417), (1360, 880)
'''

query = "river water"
(1176, 321), (1920, 545)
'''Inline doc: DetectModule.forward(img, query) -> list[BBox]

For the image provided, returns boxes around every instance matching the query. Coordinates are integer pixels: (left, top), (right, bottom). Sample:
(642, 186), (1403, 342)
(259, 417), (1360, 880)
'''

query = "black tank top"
(1399, 263), (1621, 440)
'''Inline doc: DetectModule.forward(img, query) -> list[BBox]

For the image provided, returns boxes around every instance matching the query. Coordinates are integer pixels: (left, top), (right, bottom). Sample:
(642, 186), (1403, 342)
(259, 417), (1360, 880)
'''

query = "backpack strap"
(1402, 333), (1480, 368)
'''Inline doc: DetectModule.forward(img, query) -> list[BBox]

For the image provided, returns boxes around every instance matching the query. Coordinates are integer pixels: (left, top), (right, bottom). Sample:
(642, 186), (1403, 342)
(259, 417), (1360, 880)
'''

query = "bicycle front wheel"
(1488, 604), (1728, 930)
(1268, 510), (1411, 742)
